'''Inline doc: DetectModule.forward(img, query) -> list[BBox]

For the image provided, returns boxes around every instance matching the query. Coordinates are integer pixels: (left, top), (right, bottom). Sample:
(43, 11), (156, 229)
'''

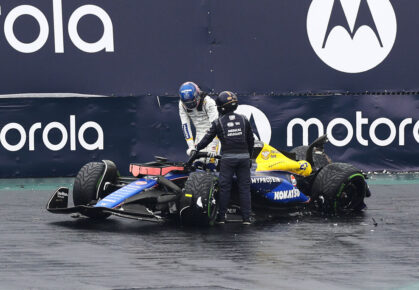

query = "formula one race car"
(47, 135), (371, 225)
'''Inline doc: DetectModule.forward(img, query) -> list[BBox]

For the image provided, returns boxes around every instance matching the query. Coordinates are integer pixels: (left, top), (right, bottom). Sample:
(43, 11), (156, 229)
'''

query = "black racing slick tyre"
(179, 172), (219, 226)
(311, 163), (368, 214)
(291, 145), (331, 169)
(73, 161), (117, 218)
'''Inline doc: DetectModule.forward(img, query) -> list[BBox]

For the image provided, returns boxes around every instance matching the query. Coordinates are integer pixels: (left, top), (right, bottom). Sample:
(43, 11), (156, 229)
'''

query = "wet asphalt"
(0, 175), (418, 290)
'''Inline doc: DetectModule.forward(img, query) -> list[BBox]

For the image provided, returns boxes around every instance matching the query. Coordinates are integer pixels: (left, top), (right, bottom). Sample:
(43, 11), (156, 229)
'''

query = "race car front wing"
(46, 187), (165, 223)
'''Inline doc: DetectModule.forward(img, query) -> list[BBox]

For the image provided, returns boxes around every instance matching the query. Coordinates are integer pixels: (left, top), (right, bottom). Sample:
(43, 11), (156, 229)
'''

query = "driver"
(192, 91), (255, 225)
(179, 81), (219, 162)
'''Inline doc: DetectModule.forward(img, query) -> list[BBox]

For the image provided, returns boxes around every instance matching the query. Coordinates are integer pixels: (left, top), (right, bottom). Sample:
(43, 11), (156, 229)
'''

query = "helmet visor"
(182, 99), (198, 109)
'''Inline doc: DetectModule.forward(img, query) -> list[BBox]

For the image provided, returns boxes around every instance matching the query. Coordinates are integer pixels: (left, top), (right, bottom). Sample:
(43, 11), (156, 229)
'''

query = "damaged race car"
(46, 135), (371, 225)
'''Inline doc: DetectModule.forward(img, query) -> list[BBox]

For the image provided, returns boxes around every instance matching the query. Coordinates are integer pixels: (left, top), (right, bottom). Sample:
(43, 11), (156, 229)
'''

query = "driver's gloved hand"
(207, 151), (216, 158)
(186, 148), (197, 157)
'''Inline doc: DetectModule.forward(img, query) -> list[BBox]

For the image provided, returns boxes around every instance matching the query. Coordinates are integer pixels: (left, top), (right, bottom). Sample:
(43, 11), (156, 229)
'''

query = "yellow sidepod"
(255, 143), (312, 176)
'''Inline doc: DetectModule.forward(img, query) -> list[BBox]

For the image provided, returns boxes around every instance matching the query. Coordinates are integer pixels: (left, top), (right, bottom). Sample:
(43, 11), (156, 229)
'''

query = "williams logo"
(307, 0), (397, 73)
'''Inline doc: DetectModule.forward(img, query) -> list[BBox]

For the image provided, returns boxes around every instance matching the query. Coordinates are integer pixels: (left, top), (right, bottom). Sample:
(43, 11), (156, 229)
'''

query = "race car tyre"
(73, 161), (117, 218)
(179, 171), (219, 226)
(311, 163), (368, 214)
(291, 145), (331, 169)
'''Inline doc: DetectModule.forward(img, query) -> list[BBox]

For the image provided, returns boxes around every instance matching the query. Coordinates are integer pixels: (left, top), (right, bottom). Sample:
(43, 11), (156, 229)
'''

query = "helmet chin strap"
(217, 106), (225, 114)
(181, 95), (200, 110)
(192, 95), (203, 109)
(219, 103), (237, 115)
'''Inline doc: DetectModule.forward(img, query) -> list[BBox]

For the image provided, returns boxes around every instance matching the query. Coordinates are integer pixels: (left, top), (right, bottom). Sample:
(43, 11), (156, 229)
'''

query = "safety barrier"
(0, 95), (417, 177)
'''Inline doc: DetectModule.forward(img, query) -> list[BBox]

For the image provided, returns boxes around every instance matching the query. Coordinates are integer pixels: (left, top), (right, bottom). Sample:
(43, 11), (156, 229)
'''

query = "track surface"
(0, 175), (418, 290)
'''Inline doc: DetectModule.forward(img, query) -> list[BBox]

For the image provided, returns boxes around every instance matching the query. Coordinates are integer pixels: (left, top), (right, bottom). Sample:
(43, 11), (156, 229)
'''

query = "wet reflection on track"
(0, 180), (418, 290)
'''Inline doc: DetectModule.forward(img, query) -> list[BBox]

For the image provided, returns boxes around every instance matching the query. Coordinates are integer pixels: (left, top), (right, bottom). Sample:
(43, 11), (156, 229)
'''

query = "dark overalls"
(196, 112), (255, 220)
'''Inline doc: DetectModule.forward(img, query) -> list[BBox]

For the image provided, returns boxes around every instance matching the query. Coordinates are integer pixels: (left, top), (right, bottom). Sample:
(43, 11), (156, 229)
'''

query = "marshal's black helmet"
(216, 91), (238, 114)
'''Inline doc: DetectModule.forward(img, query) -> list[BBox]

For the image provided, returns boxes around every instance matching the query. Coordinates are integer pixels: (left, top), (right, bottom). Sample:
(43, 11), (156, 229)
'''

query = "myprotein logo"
(236, 104), (272, 144)
(251, 177), (282, 184)
(287, 111), (419, 147)
(0, 0), (114, 53)
(0, 116), (104, 152)
(307, 0), (397, 73)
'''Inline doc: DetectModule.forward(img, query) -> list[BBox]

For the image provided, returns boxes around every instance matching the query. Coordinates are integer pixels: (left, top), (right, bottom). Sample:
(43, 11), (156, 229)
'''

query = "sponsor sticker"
(290, 175), (297, 186)
(273, 188), (300, 200)
(268, 161), (285, 168)
(261, 149), (270, 160)
(136, 181), (147, 185)
(299, 162), (308, 170)
(57, 190), (68, 198)
(227, 208), (237, 214)
(251, 177), (282, 184)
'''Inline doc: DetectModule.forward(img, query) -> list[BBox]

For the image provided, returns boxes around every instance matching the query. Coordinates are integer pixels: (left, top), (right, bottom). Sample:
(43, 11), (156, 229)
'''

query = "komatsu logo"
(0, 115), (104, 152)
(307, 0), (397, 73)
(0, 0), (114, 53)
(274, 189), (300, 200)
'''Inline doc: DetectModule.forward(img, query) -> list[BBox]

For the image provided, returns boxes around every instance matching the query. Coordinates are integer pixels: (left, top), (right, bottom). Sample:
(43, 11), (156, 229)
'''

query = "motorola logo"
(236, 105), (272, 144)
(0, 116), (104, 152)
(0, 0), (114, 54)
(307, 0), (397, 73)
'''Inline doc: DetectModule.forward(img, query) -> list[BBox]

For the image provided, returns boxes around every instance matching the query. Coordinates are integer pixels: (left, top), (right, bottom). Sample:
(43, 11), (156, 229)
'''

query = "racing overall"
(179, 96), (219, 156)
(196, 112), (255, 221)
